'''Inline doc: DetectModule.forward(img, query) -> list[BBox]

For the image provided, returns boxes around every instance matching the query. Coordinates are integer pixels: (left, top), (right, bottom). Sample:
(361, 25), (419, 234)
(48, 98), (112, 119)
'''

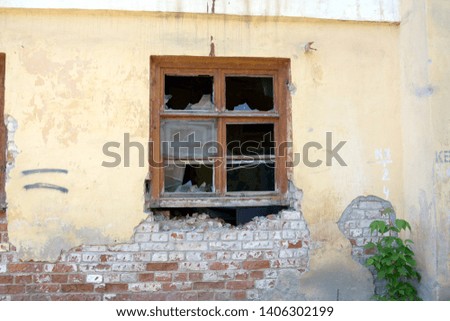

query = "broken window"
(150, 56), (290, 212)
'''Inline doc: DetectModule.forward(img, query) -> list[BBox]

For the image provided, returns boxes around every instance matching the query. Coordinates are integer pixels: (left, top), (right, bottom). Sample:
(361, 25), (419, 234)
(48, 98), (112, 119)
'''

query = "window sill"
(150, 194), (289, 208)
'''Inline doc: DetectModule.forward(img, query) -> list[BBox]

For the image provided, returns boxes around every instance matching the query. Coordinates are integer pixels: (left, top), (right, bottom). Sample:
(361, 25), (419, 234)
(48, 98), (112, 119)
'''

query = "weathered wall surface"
(0, 209), (309, 300)
(0, 9), (402, 265)
(399, 0), (450, 300)
(0, 1), (448, 300)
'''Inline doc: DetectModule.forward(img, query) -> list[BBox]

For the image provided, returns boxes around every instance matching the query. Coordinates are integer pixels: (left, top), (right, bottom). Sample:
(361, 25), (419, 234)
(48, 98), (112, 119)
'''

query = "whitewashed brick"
(168, 252), (185, 261)
(104, 273), (121, 283)
(268, 231), (283, 240)
(109, 243), (140, 252)
(220, 231), (237, 241)
(186, 252), (202, 261)
(255, 279), (276, 289)
(86, 274), (103, 283)
(186, 232), (203, 241)
(359, 201), (383, 210)
(179, 262), (209, 271)
(120, 273), (138, 283)
(237, 231), (253, 241)
(281, 211), (302, 220)
(152, 252), (168, 262)
(140, 243), (175, 251)
(0, 264), (6, 273)
(216, 251), (232, 260)
(151, 233), (169, 242)
(129, 282), (162, 292)
(203, 272), (219, 281)
(209, 241), (241, 251)
(112, 263), (145, 272)
(349, 229), (363, 238)
(264, 269), (278, 278)
(134, 233), (151, 243)
(116, 253), (134, 262)
(135, 223), (159, 233)
(82, 254), (100, 262)
(254, 231), (269, 240)
(282, 230), (296, 239)
(203, 231), (221, 241)
(231, 251), (248, 260)
(175, 242), (208, 251)
(242, 241), (273, 250)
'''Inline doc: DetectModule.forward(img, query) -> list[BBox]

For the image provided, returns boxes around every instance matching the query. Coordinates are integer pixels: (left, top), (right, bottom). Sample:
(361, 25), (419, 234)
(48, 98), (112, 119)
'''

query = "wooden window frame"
(149, 56), (291, 208)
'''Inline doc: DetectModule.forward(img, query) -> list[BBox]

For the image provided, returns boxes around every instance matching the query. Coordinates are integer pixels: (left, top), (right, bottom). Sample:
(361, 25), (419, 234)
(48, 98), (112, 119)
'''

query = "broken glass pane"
(161, 120), (217, 159)
(226, 124), (274, 156)
(164, 162), (214, 193)
(226, 161), (275, 192)
(226, 76), (273, 112)
(165, 76), (214, 111)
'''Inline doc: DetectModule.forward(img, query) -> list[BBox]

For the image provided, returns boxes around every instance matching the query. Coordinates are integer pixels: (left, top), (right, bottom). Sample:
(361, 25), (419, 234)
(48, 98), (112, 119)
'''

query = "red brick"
(243, 260), (270, 270)
(0, 275), (13, 284)
(189, 273), (203, 281)
(0, 223), (7, 231)
(198, 292), (212, 300)
(250, 271), (264, 280)
(235, 272), (249, 280)
(146, 263), (178, 271)
(166, 292), (183, 300)
(61, 284), (94, 293)
(155, 273), (172, 282)
(100, 254), (113, 263)
(209, 262), (229, 270)
(0, 285), (25, 294)
(26, 284), (60, 293)
(53, 264), (76, 273)
(364, 247), (376, 255)
(52, 274), (68, 283)
(33, 274), (52, 283)
(203, 252), (217, 260)
(226, 281), (254, 290)
(138, 273), (154, 282)
(94, 264), (111, 271)
(232, 291), (247, 300)
(181, 292), (198, 301)
(288, 241), (303, 249)
(68, 274), (85, 283)
(14, 275), (32, 284)
(193, 282), (225, 290)
(173, 273), (188, 282)
(49, 294), (102, 301)
(8, 263), (44, 273)
(105, 283), (128, 293)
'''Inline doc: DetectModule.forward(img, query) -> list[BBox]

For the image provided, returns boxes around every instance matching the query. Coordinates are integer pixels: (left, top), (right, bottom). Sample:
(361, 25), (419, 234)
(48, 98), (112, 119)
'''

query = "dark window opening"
(227, 162), (275, 192)
(153, 206), (287, 226)
(226, 76), (273, 112)
(164, 162), (213, 193)
(226, 124), (274, 156)
(165, 75), (214, 111)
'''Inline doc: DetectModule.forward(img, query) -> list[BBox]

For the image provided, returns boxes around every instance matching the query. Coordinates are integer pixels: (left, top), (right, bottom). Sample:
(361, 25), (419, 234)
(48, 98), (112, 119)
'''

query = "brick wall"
(338, 195), (394, 295)
(0, 210), (309, 300)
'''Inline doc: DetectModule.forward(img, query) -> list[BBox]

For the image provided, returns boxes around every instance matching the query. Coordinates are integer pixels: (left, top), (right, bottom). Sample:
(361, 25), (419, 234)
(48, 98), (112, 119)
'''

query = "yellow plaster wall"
(0, 9), (403, 267)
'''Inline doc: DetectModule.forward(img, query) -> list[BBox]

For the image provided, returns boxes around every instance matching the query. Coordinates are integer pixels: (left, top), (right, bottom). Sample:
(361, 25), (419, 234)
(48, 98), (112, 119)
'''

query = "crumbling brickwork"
(338, 195), (395, 295)
(0, 210), (309, 300)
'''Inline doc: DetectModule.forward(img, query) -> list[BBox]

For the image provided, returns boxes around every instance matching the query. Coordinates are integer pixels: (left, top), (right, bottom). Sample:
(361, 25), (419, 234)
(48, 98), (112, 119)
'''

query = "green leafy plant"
(365, 208), (422, 301)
